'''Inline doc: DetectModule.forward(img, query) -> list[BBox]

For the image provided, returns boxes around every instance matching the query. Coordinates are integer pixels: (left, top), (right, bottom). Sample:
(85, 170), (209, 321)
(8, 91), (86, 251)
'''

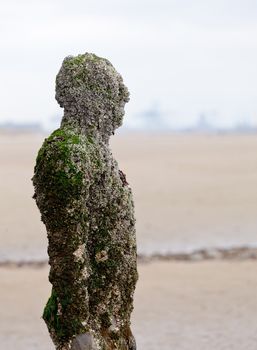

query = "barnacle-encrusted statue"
(32, 53), (138, 350)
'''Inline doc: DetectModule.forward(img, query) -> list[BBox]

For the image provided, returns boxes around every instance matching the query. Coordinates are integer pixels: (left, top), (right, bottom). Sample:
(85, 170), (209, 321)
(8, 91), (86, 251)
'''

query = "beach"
(1, 132), (257, 261)
(1, 261), (257, 350)
(1, 131), (257, 349)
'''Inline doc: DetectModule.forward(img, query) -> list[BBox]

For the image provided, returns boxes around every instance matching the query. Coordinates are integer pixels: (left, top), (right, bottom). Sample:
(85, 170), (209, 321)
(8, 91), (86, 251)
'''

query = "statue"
(32, 53), (138, 350)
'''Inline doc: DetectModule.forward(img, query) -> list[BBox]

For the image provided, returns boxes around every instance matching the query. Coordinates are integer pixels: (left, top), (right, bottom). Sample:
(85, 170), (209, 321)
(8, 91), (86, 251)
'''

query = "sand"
(1, 132), (257, 260)
(112, 132), (257, 253)
(1, 131), (257, 348)
(1, 261), (257, 350)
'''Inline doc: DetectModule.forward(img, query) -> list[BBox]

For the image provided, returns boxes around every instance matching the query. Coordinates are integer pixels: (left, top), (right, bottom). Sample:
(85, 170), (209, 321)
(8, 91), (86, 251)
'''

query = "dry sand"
(1, 132), (257, 260)
(1, 261), (257, 350)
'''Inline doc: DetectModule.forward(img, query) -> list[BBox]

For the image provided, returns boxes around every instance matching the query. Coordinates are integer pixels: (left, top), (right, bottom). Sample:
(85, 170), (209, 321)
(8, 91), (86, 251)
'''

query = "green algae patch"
(43, 289), (64, 338)
(43, 289), (84, 344)
(35, 128), (85, 206)
(64, 53), (107, 69)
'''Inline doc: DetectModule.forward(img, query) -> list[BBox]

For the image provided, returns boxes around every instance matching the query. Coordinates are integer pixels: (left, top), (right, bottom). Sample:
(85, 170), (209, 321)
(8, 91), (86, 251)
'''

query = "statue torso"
(33, 127), (137, 338)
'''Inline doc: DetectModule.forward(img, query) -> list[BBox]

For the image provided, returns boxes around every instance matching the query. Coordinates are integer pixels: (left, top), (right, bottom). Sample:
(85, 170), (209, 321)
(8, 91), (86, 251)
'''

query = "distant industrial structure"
(0, 121), (42, 132)
(132, 108), (257, 134)
(1, 111), (257, 134)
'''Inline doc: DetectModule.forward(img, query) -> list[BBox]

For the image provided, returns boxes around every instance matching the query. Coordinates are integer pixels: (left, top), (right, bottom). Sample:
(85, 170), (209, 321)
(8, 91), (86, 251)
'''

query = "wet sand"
(1, 132), (257, 260)
(1, 261), (257, 350)
(1, 131), (257, 349)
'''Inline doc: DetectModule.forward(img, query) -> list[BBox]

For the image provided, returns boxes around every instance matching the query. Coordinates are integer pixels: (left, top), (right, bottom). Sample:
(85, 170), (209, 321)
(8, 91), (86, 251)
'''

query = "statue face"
(55, 53), (129, 136)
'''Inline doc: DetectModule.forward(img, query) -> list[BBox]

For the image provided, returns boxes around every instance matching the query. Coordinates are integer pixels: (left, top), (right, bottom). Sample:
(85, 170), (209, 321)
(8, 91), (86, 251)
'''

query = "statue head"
(56, 53), (129, 141)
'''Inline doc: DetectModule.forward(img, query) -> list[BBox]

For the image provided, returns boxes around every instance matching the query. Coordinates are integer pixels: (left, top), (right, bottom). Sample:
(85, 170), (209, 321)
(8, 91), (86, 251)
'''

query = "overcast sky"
(1, 0), (257, 129)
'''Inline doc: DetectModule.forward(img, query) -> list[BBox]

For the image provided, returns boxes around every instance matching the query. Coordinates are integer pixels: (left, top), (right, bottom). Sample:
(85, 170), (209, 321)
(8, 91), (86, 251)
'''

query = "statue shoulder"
(35, 128), (97, 168)
(32, 128), (97, 205)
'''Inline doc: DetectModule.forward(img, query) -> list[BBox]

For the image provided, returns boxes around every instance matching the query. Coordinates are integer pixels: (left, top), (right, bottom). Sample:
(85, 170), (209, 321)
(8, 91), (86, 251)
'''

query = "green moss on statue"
(32, 53), (138, 350)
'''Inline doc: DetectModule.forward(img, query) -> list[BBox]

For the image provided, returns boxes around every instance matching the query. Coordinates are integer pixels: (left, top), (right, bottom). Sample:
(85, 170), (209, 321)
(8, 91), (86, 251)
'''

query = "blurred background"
(1, 0), (257, 132)
(1, 1), (257, 349)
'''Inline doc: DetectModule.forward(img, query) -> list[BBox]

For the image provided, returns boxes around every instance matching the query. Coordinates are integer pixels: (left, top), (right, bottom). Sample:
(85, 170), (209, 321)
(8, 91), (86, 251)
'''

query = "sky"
(1, 0), (257, 129)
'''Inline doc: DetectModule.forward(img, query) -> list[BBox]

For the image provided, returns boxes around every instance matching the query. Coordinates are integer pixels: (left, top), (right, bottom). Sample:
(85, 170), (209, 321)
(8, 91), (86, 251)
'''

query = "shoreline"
(1, 244), (257, 268)
(1, 132), (257, 268)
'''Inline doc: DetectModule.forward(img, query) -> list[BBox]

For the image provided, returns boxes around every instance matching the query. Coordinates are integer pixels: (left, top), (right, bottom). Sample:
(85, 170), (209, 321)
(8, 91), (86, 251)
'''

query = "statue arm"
(33, 132), (93, 343)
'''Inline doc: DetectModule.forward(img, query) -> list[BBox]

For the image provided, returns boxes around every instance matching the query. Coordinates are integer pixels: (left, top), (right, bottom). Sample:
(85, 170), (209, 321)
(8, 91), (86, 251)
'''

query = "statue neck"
(60, 111), (111, 145)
